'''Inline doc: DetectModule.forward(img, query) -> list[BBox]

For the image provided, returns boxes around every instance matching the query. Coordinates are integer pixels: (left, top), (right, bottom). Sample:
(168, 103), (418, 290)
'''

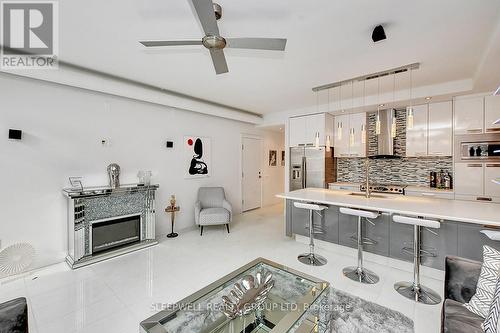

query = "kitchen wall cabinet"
(406, 104), (429, 157)
(454, 96), (484, 135)
(485, 163), (500, 197)
(333, 113), (366, 158)
(289, 113), (334, 147)
(406, 102), (453, 157)
(428, 101), (453, 156)
(454, 162), (484, 196)
(485, 95), (500, 133)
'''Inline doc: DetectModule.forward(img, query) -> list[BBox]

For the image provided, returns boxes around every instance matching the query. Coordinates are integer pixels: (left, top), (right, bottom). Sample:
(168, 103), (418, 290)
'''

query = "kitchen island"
(278, 188), (500, 270)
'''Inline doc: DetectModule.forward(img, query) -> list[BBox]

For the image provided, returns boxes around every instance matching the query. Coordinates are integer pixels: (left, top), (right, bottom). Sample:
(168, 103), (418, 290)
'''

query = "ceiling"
(40, 0), (500, 115)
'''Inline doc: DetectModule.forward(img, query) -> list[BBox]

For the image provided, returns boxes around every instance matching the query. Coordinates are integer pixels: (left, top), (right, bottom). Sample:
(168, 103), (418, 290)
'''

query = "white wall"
(261, 131), (285, 206)
(0, 74), (280, 269)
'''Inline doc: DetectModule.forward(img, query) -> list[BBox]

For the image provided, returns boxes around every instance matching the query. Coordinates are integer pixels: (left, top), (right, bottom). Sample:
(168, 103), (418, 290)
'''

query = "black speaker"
(372, 25), (386, 43)
(166, 141), (174, 148)
(8, 129), (22, 140)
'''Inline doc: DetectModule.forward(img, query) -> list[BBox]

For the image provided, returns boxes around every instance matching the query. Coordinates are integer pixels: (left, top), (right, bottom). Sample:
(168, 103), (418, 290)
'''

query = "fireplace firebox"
(92, 214), (141, 254)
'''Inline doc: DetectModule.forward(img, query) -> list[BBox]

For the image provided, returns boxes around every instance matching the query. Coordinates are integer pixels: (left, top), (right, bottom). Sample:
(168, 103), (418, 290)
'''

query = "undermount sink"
(347, 192), (390, 199)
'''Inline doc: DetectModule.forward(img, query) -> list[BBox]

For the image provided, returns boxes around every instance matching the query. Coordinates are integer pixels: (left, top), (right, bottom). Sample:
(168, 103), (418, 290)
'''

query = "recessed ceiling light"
(425, 97), (432, 100)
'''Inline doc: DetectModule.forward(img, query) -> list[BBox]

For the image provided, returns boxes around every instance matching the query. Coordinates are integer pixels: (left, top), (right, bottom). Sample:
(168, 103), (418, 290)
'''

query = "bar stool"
(393, 215), (442, 305)
(294, 202), (328, 266)
(340, 207), (380, 284)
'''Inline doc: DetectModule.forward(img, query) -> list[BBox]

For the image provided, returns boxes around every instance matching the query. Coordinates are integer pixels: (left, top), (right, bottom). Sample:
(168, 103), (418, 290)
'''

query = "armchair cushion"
(445, 256), (482, 303)
(198, 187), (225, 208)
(199, 208), (230, 226)
(442, 299), (483, 333)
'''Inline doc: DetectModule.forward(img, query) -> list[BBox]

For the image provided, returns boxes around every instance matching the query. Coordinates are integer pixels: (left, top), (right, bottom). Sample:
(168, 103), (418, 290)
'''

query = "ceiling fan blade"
(139, 40), (202, 47)
(209, 49), (228, 74)
(225, 38), (287, 51)
(191, 0), (219, 36)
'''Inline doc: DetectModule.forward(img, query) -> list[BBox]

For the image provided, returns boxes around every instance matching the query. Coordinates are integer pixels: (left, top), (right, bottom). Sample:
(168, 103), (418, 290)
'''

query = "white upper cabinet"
(334, 114), (350, 157)
(454, 163), (484, 196)
(334, 113), (366, 158)
(485, 95), (500, 133)
(348, 113), (367, 158)
(406, 104), (429, 157)
(428, 101), (453, 156)
(454, 96), (484, 135)
(289, 113), (334, 147)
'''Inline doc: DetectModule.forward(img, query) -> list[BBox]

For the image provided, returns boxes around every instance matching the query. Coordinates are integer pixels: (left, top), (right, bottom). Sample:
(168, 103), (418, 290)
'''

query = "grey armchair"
(195, 187), (232, 236)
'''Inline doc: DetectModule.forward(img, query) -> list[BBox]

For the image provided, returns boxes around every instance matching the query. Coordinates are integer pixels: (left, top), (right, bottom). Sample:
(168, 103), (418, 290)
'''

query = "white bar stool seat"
(480, 230), (500, 241)
(294, 202), (328, 266)
(393, 215), (442, 305)
(340, 207), (380, 284)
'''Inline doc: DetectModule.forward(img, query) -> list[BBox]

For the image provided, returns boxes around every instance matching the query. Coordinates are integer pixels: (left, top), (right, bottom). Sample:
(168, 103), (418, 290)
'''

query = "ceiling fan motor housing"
(202, 35), (226, 49)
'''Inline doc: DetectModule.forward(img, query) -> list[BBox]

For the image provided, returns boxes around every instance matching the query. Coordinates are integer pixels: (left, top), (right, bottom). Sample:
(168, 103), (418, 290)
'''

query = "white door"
(406, 104), (428, 157)
(242, 137), (262, 211)
(428, 101), (453, 156)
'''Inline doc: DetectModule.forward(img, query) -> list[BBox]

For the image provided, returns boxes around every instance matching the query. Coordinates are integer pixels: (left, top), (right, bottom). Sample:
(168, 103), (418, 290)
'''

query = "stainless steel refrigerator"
(289, 146), (336, 191)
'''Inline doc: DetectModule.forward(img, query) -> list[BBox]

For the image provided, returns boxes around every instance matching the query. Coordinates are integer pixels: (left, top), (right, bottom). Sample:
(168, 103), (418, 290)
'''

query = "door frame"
(240, 134), (263, 212)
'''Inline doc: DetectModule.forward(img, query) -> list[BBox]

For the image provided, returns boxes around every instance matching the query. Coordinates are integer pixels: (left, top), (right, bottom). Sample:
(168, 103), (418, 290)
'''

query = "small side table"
(165, 206), (180, 238)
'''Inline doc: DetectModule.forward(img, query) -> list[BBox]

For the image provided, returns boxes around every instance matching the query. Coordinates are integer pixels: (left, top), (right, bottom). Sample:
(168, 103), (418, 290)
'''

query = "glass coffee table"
(140, 258), (330, 333)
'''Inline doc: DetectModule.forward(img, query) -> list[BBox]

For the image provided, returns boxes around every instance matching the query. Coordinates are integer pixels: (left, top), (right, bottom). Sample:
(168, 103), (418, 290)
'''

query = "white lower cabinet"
(485, 164), (500, 197)
(454, 163), (484, 196)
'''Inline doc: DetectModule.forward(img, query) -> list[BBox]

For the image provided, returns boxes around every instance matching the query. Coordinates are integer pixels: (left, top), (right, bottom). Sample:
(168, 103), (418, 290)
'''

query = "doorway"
(241, 136), (262, 212)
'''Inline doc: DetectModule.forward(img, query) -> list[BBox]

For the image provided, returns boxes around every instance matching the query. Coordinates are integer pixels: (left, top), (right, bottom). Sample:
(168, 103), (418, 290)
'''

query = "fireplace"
(91, 214), (141, 254)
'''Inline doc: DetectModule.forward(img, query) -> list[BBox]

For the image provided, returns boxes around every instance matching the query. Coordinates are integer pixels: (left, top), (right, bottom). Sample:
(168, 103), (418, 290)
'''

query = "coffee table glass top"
(140, 258), (329, 333)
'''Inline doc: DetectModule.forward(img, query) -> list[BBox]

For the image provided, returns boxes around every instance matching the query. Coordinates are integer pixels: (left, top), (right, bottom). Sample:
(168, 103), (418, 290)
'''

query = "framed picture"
(281, 150), (285, 166)
(184, 136), (211, 178)
(269, 150), (277, 167)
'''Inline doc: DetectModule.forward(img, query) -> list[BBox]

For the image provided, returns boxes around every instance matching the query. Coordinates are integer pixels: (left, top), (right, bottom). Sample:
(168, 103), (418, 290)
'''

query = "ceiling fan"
(139, 0), (287, 75)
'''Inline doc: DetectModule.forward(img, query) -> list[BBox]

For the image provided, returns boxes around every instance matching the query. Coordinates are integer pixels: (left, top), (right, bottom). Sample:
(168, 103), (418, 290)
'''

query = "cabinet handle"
(429, 152), (445, 156)
(486, 164), (500, 168)
(486, 128), (500, 132)
(467, 129), (483, 133)
(340, 153), (350, 157)
(477, 197), (493, 202)
(467, 164), (483, 167)
(298, 144), (306, 147)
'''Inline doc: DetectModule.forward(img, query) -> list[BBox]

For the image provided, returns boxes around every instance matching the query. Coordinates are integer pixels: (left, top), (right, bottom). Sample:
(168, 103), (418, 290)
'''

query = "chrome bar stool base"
(343, 266), (380, 284)
(394, 281), (441, 305)
(298, 253), (327, 266)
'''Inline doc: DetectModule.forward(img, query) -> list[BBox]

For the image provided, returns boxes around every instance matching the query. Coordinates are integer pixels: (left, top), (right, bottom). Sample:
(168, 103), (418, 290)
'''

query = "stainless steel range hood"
(372, 109), (399, 159)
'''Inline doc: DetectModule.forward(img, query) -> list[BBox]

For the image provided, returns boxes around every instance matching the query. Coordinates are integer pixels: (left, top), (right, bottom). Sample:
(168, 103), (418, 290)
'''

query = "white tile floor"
(0, 204), (444, 333)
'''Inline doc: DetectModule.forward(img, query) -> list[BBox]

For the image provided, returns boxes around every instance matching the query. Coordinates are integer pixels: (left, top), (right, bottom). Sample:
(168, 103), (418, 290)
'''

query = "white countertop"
(277, 188), (500, 227)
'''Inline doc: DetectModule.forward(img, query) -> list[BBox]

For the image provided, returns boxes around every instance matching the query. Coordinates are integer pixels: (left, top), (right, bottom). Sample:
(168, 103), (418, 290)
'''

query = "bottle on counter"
(443, 172), (451, 190)
(447, 171), (453, 189)
(436, 169), (445, 189)
(430, 171), (437, 188)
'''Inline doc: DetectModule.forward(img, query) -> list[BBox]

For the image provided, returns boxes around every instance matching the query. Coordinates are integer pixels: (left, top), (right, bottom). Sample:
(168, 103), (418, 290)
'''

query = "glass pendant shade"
(361, 124), (366, 144)
(326, 135), (331, 152)
(314, 132), (320, 149)
(349, 128), (355, 146)
(375, 111), (381, 135)
(407, 107), (414, 129)
(391, 112), (397, 138)
(337, 122), (342, 140)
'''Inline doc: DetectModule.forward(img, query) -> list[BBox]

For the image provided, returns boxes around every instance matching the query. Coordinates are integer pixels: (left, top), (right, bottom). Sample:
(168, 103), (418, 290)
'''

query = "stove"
(360, 183), (407, 195)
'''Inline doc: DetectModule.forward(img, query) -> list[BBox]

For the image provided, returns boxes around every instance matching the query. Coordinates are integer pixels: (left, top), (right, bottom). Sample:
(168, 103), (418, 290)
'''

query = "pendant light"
(326, 88), (331, 152)
(314, 131), (320, 149)
(376, 77), (381, 135)
(349, 81), (355, 146)
(337, 84), (343, 140)
(361, 80), (367, 144)
(391, 74), (397, 138)
(407, 68), (414, 129)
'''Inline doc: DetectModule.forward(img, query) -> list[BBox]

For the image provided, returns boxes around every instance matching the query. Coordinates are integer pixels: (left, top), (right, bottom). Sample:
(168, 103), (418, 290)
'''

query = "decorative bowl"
(221, 270), (274, 319)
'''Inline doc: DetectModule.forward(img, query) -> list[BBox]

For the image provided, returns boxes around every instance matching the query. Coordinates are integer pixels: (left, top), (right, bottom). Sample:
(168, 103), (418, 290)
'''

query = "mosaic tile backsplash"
(336, 109), (452, 186)
(337, 157), (453, 185)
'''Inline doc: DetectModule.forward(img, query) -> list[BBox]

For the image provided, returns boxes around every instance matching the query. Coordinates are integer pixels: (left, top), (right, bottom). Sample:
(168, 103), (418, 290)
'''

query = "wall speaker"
(8, 129), (22, 140)
(372, 25), (387, 43)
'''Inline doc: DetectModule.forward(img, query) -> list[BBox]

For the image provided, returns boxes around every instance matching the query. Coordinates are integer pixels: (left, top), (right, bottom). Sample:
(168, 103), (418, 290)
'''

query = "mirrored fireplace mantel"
(63, 183), (159, 269)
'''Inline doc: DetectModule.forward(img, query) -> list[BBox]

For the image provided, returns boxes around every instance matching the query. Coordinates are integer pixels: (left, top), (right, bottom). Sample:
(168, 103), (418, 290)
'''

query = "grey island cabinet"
(286, 199), (499, 270)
